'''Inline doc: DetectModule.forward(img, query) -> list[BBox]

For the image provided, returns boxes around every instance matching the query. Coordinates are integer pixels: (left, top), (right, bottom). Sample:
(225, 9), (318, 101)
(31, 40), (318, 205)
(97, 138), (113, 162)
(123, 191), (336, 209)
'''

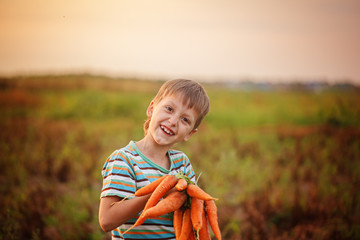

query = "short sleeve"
(101, 150), (137, 199)
(183, 154), (196, 183)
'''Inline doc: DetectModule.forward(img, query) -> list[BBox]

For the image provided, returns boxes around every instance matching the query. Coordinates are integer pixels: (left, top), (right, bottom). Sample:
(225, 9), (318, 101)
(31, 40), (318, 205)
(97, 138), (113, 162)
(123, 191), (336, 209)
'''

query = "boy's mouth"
(160, 125), (175, 136)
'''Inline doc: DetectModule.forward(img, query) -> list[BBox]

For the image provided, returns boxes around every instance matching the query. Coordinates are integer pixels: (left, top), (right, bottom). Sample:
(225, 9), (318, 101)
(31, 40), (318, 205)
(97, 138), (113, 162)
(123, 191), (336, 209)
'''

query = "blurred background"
(0, 0), (359, 239)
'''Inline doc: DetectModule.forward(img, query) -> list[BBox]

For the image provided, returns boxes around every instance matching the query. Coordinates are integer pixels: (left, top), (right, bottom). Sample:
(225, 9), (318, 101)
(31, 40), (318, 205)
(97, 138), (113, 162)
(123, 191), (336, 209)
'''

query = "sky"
(1, 0), (360, 84)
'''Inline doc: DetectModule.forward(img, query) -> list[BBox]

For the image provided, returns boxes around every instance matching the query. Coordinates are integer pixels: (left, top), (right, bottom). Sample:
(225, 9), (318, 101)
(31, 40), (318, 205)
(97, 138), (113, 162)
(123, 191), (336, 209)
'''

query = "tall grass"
(0, 75), (359, 239)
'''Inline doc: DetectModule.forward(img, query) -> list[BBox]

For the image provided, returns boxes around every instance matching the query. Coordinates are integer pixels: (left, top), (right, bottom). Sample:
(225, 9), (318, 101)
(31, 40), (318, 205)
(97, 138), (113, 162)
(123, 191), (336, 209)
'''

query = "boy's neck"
(135, 137), (171, 169)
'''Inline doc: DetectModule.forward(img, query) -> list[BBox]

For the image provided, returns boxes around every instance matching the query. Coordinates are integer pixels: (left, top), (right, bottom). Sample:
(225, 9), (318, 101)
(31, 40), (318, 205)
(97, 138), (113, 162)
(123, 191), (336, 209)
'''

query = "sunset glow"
(1, 0), (359, 83)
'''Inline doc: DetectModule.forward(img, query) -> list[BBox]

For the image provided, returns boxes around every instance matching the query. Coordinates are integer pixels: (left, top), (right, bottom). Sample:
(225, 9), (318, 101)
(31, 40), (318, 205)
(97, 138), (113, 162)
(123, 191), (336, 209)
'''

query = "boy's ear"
(184, 128), (198, 142)
(146, 101), (154, 117)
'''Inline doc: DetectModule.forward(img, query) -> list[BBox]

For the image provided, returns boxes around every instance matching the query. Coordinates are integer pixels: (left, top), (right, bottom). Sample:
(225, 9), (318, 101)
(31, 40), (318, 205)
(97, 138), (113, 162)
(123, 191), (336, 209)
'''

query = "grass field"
(0, 75), (359, 240)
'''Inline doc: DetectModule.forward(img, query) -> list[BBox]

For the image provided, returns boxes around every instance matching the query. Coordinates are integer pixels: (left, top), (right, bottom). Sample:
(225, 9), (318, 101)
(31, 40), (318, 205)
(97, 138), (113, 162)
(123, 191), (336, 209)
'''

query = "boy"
(99, 79), (210, 239)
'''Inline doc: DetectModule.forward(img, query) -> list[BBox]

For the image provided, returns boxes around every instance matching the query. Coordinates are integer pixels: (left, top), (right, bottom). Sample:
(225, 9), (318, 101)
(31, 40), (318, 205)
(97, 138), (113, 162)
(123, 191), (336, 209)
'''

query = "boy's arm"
(99, 194), (151, 232)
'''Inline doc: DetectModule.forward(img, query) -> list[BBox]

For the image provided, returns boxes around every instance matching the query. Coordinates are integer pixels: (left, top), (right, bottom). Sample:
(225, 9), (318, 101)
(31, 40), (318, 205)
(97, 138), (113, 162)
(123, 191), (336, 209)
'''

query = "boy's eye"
(166, 106), (173, 112)
(182, 117), (190, 124)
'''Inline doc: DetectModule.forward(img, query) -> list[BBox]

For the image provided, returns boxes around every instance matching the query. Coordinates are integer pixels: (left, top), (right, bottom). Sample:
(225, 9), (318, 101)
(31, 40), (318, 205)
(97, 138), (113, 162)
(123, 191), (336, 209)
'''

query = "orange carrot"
(122, 213), (147, 234)
(187, 184), (217, 201)
(176, 178), (188, 191)
(135, 175), (167, 196)
(189, 229), (196, 240)
(198, 207), (211, 240)
(124, 174), (178, 233)
(191, 197), (204, 236)
(143, 191), (187, 218)
(143, 174), (178, 210)
(205, 200), (221, 240)
(112, 175), (167, 205)
(179, 208), (192, 240)
(174, 208), (184, 239)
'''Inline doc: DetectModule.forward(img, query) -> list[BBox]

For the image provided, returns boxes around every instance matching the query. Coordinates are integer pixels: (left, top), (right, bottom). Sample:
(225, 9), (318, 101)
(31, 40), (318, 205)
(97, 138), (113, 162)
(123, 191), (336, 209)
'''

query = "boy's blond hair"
(144, 79), (210, 135)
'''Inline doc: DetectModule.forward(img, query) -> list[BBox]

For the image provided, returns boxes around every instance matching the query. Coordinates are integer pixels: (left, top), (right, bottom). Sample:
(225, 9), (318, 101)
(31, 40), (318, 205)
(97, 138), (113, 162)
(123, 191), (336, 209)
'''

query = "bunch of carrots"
(121, 172), (221, 240)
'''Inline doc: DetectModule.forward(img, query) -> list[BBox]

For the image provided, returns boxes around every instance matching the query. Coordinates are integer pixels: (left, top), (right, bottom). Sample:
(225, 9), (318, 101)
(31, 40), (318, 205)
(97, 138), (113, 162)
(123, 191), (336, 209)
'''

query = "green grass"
(0, 75), (359, 240)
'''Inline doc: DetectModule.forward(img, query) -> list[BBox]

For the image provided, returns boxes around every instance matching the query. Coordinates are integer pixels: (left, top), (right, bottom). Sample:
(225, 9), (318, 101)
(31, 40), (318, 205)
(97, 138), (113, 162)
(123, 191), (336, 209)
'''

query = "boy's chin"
(154, 138), (174, 146)
(152, 135), (178, 146)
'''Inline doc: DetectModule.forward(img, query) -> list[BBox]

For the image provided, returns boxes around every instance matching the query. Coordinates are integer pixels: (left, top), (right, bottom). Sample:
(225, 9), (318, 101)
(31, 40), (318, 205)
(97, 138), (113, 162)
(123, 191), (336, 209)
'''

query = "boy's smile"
(146, 94), (198, 147)
(160, 125), (175, 136)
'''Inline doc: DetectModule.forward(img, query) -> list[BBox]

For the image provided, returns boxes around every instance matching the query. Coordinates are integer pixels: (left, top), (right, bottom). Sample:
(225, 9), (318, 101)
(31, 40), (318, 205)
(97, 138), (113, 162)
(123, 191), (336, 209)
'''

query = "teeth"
(161, 125), (174, 135)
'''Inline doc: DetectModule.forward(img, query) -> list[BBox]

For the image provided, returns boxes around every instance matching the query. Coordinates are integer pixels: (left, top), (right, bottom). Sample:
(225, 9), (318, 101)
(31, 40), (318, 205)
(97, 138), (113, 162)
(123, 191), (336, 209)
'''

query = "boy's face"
(146, 94), (199, 147)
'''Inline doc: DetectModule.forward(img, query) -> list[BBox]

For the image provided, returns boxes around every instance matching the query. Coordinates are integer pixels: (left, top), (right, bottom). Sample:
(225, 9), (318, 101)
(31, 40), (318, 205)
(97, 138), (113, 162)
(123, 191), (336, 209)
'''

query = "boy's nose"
(168, 115), (178, 126)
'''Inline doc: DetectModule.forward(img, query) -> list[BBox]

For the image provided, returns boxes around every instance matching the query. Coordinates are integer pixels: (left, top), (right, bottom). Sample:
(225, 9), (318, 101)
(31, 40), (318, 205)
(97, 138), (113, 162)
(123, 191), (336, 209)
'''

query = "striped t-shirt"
(101, 141), (195, 240)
